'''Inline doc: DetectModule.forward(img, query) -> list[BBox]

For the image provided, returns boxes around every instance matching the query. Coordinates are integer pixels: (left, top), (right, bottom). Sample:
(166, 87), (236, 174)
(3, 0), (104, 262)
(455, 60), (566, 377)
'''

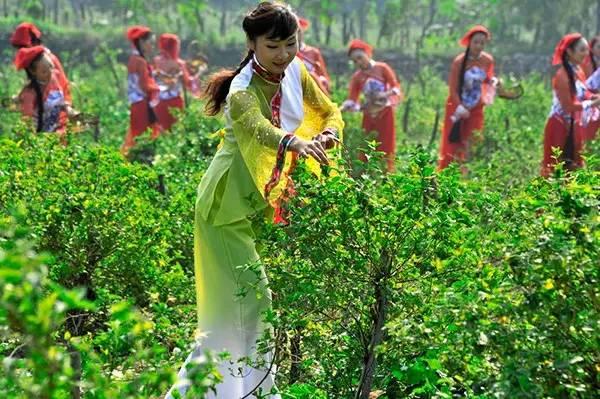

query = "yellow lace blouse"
(196, 60), (344, 226)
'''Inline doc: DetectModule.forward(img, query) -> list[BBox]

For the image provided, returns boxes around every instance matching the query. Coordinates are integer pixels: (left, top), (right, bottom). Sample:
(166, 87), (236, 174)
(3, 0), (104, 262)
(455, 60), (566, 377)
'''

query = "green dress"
(167, 58), (343, 398)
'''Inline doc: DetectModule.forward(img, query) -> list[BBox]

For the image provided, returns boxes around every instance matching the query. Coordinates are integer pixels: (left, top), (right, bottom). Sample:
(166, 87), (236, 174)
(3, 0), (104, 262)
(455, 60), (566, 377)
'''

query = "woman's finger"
(306, 148), (326, 165)
(308, 144), (329, 165)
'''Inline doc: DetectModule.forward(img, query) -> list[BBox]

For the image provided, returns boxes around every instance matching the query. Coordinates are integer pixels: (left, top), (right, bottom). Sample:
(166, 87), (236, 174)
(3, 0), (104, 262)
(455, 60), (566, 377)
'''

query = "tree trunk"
(358, 0), (368, 39)
(349, 18), (356, 41)
(194, 6), (205, 33)
(355, 252), (391, 399)
(342, 12), (349, 45)
(597, 0), (600, 34)
(533, 20), (542, 50)
(70, 0), (81, 25)
(69, 348), (82, 399)
(3, 0), (8, 18)
(313, 14), (322, 44)
(220, 9), (227, 36)
(289, 326), (304, 383)
(325, 14), (332, 46)
(53, 0), (59, 24)
(415, 0), (437, 71)
(355, 250), (393, 399)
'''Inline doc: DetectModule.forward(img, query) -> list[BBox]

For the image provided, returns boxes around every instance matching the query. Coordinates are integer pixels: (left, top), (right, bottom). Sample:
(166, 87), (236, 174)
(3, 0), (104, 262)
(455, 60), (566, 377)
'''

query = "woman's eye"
(267, 46), (278, 49)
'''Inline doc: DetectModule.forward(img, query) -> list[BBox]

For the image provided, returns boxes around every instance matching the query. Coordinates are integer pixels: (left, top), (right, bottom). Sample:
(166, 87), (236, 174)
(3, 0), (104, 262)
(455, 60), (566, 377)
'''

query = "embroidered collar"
(468, 52), (482, 61)
(252, 56), (284, 85)
(359, 59), (376, 71)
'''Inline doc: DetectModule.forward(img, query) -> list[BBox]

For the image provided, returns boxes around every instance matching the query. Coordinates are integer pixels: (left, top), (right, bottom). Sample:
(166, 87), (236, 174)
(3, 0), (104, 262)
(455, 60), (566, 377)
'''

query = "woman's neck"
(468, 51), (482, 60)
(360, 59), (375, 71)
(252, 55), (283, 84)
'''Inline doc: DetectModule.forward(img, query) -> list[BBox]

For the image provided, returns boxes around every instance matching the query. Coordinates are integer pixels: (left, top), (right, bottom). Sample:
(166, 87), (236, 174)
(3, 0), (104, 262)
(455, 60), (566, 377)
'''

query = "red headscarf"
(298, 18), (310, 31)
(126, 25), (152, 43)
(459, 25), (491, 47)
(552, 33), (584, 65)
(158, 33), (180, 59)
(10, 22), (42, 48)
(348, 39), (373, 57)
(14, 46), (46, 70)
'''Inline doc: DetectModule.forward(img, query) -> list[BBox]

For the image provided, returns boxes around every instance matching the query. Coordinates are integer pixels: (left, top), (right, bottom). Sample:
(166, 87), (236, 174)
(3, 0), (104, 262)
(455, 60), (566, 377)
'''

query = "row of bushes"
(0, 57), (598, 397)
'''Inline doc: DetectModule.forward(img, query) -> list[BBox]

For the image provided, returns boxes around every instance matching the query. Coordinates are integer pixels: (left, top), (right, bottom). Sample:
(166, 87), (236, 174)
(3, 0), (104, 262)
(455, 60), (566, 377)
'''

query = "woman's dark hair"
(590, 36), (599, 71)
(203, 2), (298, 116)
(561, 37), (583, 166)
(25, 52), (46, 132)
(562, 38), (582, 96)
(134, 32), (153, 60)
(30, 31), (42, 46)
(457, 46), (470, 99)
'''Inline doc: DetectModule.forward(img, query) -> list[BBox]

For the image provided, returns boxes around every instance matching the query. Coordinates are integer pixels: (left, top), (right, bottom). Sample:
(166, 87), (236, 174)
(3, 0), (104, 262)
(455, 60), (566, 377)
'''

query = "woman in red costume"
(122, 25), (160, 154)
(153, 33), (201, 131)
(341, 39), (403, 172)
(541, 33), (600, 177)
(582, 35), (600, 141)
(10, 22), (71, 106)
(438, 25), (497, 171)
(14, 46), (70, 140)
(296, 18), (331, 94)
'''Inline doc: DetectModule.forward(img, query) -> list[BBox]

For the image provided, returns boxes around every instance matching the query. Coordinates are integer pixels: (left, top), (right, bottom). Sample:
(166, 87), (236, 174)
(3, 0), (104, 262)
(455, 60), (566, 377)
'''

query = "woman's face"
(31, 53), (53, 84)
(250, 33), (298, 75)
(567, 38), (589, 65)
(469, 32), (487, 57)
(592, 39), (600, 58)
(140, 35), (155, 57)
(350, 50), (371, 70)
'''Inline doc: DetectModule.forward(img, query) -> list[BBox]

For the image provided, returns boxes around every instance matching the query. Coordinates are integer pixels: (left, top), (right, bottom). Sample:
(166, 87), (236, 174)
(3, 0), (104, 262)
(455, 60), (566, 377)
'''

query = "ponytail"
(134, 39), (145, 60)
(25, 69), (45, 133)
(30, 31), (42, 46)
(202, 50), (254, 116)
(457, 47), (470, 99)
(562, 52), (577, 96)
(561, 52), (577, 167)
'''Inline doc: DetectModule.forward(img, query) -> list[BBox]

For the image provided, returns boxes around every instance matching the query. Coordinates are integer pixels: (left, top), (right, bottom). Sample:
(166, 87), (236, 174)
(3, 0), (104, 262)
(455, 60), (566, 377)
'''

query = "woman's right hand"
(288, 137), (329, 165)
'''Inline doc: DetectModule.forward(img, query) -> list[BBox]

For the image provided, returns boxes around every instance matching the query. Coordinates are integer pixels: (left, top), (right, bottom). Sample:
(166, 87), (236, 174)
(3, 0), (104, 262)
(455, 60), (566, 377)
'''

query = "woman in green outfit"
(166, 2), (344, 398)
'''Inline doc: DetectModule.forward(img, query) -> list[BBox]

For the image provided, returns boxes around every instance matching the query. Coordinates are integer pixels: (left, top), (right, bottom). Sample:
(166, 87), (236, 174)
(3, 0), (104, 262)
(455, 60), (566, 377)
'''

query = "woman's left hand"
(313, 131), (340, 150)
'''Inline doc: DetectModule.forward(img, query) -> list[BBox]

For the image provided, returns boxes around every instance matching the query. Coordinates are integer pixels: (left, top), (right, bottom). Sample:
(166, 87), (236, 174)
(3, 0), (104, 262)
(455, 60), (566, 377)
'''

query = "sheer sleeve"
(229, 90), (286, 149)
(300, 63), (344, 136)
(226, 89), (293, 205)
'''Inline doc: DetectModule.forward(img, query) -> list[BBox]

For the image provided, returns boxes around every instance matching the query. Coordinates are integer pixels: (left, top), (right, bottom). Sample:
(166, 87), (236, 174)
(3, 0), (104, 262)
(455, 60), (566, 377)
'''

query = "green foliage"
(0, 212), (221, 398)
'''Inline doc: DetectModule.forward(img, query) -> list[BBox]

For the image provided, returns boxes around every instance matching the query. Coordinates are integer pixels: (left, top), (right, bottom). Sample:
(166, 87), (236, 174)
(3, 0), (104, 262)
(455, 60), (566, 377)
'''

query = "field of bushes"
(0, 55), (598, 398)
